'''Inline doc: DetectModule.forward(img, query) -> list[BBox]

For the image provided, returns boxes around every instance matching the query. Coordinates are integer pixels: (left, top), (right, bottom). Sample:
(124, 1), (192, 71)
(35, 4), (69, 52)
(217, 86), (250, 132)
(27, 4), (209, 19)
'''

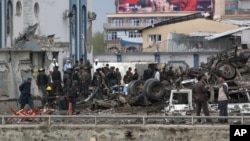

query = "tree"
(92, 31), (105, 53)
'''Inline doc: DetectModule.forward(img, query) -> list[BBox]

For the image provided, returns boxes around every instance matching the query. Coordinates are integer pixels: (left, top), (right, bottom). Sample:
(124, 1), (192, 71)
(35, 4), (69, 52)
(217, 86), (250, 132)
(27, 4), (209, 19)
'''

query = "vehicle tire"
(142, 78), (158, 95)
(145, 80), (165, 101)
(127, 80), (145, 95)
(216, 61), (236, 80)
(127, 80), (136, 95)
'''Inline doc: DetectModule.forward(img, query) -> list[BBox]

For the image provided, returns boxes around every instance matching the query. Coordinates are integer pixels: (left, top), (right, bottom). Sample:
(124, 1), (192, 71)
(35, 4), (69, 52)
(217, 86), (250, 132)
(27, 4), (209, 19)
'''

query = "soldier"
(73, 60), (79, 70)
(128, 67), (133, 77)
(72, 67), (81, 91)
(123, 71), (132, 84)
(115, 68), (122, 85)
(92, 68), (103, 99)
(167, 67), (174, 83)
(36, 68), (48, 106)
(160, 67), (167, 81)
(79, 58), (84, 69)
(131, 68), (139, 81)
(84, 59), (93, 82)
(81, 67), (90, 98)
(63, 68), (72, 94)
(143, 66), (153, 81)
(52, 65), (62, 95)
(103, 64), (110, 76)
(67, 84), (79, 114)
(106, 66), (118, 87)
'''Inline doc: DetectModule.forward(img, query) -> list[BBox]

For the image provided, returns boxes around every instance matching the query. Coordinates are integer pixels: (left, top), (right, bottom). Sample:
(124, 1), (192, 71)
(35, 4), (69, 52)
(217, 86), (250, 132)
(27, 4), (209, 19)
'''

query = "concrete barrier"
(0, 125), (229, 141)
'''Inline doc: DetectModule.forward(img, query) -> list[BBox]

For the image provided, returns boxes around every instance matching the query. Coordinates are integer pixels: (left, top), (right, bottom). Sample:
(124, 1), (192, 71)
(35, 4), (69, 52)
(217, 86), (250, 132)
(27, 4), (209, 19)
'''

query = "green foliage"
(92, 31), (105, 53)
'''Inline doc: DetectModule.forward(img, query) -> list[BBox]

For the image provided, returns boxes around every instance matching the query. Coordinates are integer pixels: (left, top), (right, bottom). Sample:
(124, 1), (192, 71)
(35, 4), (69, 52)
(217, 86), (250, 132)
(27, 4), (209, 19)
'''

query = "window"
(128, 18), (140, 27)
(16, 1), (22, 16)
(111, 18), (122, 27)
(7, 0), (13, 35)
(107, 31), (118, 40)
(128, 31), (141, 38)
(148, 34), (162, 42)
(34, 2), (39, 18)
(71, 5), (77, 36)
(145, 18), (156, 26)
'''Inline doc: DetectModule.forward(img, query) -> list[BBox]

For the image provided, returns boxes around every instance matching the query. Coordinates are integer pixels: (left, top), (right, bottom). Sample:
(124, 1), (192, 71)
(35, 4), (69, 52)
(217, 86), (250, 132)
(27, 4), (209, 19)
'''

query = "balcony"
(103, 22), (152, 30)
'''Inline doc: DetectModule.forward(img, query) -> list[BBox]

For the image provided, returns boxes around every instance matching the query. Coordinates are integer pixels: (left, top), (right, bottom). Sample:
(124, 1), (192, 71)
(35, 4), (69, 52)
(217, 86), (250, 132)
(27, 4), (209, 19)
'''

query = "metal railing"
(1, 115), (250, 125)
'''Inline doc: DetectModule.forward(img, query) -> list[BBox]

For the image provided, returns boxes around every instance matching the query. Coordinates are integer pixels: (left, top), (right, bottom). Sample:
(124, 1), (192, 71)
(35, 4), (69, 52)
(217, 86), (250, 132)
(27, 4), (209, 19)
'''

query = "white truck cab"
(165, 89), (194, 115)
(165, 88), (250, 115)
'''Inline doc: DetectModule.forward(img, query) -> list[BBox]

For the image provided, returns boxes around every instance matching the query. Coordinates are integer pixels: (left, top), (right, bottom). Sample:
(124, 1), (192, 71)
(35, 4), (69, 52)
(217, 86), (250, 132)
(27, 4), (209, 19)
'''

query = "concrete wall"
(94, 53), (214, 68)
(0, 50), (41, 100)
(0, 125), (229, 141)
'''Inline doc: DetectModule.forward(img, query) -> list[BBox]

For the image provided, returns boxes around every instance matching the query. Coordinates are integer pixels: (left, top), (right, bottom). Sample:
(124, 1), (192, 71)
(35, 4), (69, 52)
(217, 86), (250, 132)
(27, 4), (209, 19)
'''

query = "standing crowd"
(18, 58), (192, 114)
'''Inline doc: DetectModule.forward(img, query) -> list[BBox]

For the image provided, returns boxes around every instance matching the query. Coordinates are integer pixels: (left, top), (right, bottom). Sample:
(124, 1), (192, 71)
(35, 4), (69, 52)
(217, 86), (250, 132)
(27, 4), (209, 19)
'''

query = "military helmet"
(46, 86), (52, 91)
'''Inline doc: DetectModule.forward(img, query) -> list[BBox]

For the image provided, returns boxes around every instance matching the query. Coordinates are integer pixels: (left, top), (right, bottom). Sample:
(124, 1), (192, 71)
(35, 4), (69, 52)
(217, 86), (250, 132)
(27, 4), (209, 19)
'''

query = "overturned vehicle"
(164, 45), (250, 122)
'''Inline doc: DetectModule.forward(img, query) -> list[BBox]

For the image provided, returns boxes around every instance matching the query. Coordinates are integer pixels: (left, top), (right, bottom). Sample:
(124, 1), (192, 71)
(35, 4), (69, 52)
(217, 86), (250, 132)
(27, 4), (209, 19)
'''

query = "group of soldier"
(34, 57), (191, 113)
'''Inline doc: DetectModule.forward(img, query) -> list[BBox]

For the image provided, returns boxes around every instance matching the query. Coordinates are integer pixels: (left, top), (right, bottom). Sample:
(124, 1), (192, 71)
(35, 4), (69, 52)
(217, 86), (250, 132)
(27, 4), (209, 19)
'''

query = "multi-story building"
(104, 12), (194, 53)
(104, 0), (213, 53)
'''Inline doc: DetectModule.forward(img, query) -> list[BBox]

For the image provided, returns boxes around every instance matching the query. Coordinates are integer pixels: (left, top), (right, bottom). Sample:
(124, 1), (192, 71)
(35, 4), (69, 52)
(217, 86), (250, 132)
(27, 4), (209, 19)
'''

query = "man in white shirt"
(49, 58), (59, 72)
(63, 59), (72, 72)
(218, 75), (230, 123)
(154, 68), (160, 81)
(93, 59), (102, 72)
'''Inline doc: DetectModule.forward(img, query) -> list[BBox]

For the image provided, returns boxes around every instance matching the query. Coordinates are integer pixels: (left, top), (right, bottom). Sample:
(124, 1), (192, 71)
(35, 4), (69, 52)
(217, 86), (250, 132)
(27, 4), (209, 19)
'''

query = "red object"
(180, 0), (197, 11)
(9, 107), (51, 122)
(127, 0), (138, 5)
(68, 102), (73, 115)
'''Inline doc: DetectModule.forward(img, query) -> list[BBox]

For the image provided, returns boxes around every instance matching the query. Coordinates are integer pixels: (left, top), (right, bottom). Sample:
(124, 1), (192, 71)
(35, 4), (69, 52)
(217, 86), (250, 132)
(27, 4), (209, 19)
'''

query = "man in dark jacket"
(19, 78), (34, 109)
(52, 66), (62, 95)
(131, 69), (138, 81)
(192, 74), (212, 123)
(143, 66), (153, 81)
(36, 68), (48, 106)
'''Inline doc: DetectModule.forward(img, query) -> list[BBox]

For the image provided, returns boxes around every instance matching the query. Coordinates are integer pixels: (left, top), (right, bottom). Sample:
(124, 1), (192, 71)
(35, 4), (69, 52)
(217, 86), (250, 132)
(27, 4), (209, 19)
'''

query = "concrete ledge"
(0, 124), (229, 141)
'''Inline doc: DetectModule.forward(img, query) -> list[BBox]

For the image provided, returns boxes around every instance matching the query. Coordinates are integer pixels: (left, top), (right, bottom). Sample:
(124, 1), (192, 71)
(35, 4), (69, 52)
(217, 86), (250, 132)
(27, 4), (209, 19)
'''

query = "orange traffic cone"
(68, 102), (73, 115)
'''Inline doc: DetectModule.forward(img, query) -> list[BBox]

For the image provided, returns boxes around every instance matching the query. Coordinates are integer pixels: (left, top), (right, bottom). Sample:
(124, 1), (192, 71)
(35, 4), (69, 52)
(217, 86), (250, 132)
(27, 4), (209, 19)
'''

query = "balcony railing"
(103, 22), (153, 29)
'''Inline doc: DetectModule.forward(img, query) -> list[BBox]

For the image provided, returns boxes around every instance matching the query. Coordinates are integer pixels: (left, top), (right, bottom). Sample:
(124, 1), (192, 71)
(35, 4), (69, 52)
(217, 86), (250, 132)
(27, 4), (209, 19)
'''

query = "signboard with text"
(116, 0), (212, 13)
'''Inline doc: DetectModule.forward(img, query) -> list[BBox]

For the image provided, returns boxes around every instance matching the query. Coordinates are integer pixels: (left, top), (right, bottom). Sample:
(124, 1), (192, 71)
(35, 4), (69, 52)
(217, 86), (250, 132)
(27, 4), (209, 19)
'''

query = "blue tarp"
(120, 39), (142, 45)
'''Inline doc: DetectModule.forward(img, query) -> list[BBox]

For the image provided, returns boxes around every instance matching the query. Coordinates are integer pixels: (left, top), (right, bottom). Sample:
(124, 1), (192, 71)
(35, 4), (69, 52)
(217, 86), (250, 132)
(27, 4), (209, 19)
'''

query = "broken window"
(229, 92), (250, 103)
(172, 93), (189, 104)
(7, 0), (13, 35)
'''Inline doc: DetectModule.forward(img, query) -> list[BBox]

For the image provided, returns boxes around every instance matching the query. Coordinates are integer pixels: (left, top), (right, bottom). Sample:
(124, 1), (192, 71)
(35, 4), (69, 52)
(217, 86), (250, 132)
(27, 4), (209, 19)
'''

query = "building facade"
(103, 0), (250, 54)
(0, 0), (92, 101)
(104, 12), (194, 53)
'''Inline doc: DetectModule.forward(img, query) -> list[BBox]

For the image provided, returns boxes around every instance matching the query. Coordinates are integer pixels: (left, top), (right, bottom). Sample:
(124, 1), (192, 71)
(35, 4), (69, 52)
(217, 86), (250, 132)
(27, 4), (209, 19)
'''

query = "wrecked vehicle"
(188, 45), (250, 88)
(165, 88), (250, 117)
